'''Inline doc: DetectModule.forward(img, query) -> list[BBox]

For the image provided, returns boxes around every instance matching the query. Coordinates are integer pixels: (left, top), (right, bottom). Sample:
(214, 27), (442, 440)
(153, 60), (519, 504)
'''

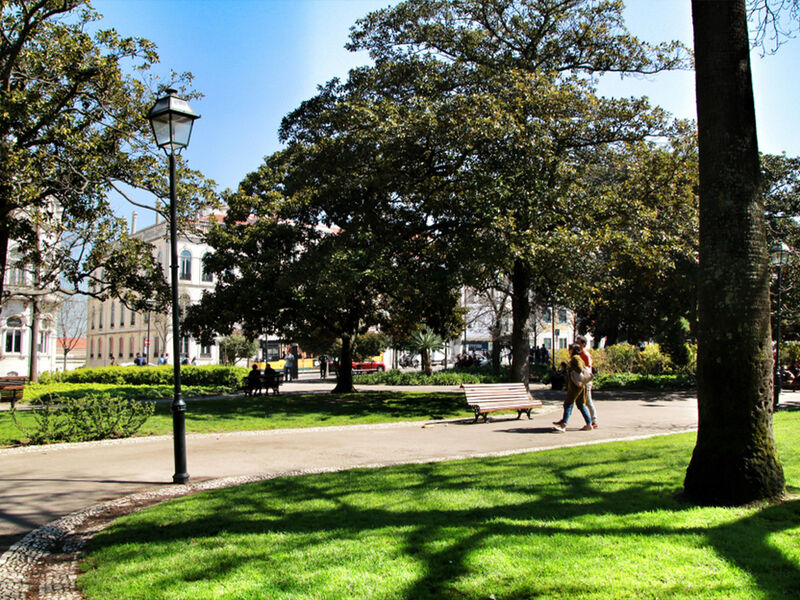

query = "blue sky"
(93, 0), (800, 228)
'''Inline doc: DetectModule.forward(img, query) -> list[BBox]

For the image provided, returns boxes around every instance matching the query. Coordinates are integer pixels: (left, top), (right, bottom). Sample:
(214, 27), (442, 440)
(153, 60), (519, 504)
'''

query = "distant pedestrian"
(319, 354), (329, 379)
(157, 353), (166, 365)
(283, 351), (295, 382)
(134, 353), (145, 367)
(191, 356), (197, 365)
(109, 354), (116, 366)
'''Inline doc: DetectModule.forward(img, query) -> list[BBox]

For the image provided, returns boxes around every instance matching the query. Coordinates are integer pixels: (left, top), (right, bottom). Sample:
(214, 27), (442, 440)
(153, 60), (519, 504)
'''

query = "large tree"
(1, 1), (216, 310)
(684, 0), (784, 505)
(349, 0), (687, 384)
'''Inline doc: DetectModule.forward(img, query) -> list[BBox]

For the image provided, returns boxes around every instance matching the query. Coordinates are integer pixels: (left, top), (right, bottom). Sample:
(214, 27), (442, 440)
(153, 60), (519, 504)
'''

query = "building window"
(557, 308), (568, 324)
(129, 336), (134, 358)
(37, 330), (47, 353)
(109, 337), (114, 358)
(120, 305), (125, 327)
(543, 337), (552, 350)
(201, 253), (213, 282)
(110, 302), (115, 328)
(98, 338), (103, 357)
(200, 343), (212, 357)
(543, 308), (553, 323)
(181, 336), (190, 357)
(180, 250), (192, 280)
(98, 305), (104, 329)
(7, 265), (25, 286)
(90, 306), (95, 330)
(559, 337), (568, 349)
(5, 317), (23, 353)
(90, 338), (94, 359)
(130, 309), (135, 326)
(118, 336), (124, 358)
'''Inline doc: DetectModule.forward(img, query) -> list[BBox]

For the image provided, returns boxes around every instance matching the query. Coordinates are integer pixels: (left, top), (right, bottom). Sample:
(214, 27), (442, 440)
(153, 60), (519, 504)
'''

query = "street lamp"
(770, 241), (791, 411)
(147, 88), (199, 484)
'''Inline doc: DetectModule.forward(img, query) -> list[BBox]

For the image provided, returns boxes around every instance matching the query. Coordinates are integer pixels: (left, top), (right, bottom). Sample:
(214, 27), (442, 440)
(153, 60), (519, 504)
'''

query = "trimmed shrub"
(635, 343), (672, 375)
(12, 393), (154, 444)
(39, 365), (248, 388)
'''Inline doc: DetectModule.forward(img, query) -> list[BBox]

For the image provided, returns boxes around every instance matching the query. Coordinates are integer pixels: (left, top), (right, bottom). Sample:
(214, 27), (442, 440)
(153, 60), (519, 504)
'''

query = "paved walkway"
(0, 382), (700, 553)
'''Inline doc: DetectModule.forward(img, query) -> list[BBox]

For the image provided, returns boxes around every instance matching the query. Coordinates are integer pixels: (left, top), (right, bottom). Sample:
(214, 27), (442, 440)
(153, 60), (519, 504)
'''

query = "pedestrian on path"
(576, 335), (598, 428)
(552, 344), (593, 432)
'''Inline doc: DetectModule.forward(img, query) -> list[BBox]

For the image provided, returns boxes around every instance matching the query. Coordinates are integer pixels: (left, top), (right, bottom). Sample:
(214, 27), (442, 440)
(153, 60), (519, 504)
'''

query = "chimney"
(131, 211), (138, 234)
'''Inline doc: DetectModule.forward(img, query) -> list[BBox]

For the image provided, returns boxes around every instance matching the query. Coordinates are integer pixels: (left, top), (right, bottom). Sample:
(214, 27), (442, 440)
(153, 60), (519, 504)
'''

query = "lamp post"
(147, 89), (199, 484)
(770, 241), (791, 411)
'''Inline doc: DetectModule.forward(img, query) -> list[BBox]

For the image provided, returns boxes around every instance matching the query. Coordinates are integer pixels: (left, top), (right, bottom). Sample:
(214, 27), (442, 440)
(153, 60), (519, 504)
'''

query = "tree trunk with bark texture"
(684, 0), (784, 505)
(510, 259), (531, 386)
(333, 334), (355, 393)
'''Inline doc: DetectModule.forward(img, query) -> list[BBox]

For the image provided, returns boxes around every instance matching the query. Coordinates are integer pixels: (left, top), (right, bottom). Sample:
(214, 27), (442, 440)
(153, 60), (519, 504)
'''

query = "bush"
(12, 393), (154, 444)
(39, 365), (248, 388)
(593, 372), (695, 390)
(355, 368), (507, 385)
(635, 344), (673, 375)
(603, 343), (639, 373)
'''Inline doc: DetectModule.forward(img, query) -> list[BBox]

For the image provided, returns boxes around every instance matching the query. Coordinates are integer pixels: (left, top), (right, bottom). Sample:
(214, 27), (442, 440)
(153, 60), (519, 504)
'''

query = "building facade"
(85, 213), (221, 367)
(1, 249), (59, 377)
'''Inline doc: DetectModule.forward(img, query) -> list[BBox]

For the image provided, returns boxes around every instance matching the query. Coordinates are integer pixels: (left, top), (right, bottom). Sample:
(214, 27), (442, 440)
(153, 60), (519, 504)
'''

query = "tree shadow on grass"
(81, 440), (800, 600)
(151, 391), (468, 426)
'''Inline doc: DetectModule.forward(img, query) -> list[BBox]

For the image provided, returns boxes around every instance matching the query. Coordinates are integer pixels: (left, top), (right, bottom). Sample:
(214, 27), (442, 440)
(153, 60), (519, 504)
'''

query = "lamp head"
(147, 88), (200, 152)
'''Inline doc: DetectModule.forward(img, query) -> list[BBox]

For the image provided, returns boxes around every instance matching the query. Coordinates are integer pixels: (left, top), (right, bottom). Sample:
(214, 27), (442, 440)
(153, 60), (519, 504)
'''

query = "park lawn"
(0, 391), (467, 446)
(78, 412), (800, 600)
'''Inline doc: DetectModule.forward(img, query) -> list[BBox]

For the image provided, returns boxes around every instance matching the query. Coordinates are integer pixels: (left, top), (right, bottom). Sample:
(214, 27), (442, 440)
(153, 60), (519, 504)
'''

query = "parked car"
(352, 360), (386, 373)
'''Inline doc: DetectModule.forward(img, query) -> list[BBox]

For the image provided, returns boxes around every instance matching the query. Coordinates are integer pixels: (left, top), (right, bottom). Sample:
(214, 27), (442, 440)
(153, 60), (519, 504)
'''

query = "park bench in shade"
(461, 382), (542, 423)
(0, 376), (27, 408)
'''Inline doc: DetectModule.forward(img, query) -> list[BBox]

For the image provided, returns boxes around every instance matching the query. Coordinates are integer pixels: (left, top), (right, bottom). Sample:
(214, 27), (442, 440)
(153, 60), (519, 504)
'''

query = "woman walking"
(552, 343), (593, 432)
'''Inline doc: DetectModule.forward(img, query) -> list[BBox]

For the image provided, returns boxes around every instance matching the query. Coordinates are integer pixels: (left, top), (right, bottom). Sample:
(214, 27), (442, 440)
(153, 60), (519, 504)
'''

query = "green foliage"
(593, 372), (696, 390)
(353, 332), (389, 361)
(636, 343), (673, 375)
(12, 394), (154, 444)
(603, 343), (640, 373)
(0, 1), (217, 307)
(781, 341), (800, 366)
(39, 365), (248, 388)
(355, 367), (507, 385)
(218, 336), (259, 366)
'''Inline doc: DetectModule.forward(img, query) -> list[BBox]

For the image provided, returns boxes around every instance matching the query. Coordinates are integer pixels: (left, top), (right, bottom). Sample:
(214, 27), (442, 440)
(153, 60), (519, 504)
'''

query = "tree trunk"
(510, 258), (531, 385)
(421, 348), (432, 376)
(684, 0), (784, 505)
(29, 299), (39, 382)
(0, 218), (8, 302)
(490, 326), (502, 373)
(333, 333), (355, 393)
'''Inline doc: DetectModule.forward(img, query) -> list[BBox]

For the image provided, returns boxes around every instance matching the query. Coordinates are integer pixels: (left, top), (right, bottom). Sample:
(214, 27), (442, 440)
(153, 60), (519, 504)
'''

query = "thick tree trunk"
(332, 333), (355, 393)
(490, 325), (502, 373)
(685, 0), (784, 505)
(510, 259), (530, 385)
(0, 217), (8, 302)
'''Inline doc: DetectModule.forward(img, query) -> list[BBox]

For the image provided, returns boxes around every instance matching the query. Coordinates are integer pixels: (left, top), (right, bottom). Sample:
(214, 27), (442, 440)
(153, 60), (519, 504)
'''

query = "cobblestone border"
(0, 429), (691, 600)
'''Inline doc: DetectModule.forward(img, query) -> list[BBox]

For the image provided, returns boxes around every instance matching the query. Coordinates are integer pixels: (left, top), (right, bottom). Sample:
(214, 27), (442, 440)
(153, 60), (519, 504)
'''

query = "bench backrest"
(0, 376), (28, 387)
(461, 383), (536, 406)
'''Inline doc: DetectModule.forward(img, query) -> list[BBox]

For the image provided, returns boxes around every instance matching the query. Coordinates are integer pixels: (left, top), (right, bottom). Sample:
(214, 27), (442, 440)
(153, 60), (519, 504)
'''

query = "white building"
(85, 213), (221, 367)
(455, 286), (588, 359)
(1, 249), (59, 377)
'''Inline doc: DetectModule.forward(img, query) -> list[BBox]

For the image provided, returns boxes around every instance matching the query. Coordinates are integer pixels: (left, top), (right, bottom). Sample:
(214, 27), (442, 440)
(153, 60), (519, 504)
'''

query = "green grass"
(0, 392), (466, 446)
(77, 412), (800, 600)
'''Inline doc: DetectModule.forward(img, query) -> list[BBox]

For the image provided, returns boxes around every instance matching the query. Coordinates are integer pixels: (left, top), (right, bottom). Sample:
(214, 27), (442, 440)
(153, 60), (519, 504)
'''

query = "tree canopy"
(0, 1), (217, 310)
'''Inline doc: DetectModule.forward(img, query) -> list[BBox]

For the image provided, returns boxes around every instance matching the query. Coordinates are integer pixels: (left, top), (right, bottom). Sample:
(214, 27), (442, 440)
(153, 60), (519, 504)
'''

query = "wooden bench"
(461, 383), (543, 423)
(0, 376), (28, 408)
(243, 371), (284, 396)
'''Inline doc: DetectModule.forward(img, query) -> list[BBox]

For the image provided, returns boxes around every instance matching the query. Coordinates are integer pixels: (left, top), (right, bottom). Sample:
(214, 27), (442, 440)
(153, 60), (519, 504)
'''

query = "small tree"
(56, 295), (87, 371)
(409, 329), (445, 376)
(218, 336), (258, 366)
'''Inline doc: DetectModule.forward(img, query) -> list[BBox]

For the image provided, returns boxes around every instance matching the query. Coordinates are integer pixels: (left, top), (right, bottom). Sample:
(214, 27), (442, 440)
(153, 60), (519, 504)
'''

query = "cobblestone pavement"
(4, 382), (783, 599)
